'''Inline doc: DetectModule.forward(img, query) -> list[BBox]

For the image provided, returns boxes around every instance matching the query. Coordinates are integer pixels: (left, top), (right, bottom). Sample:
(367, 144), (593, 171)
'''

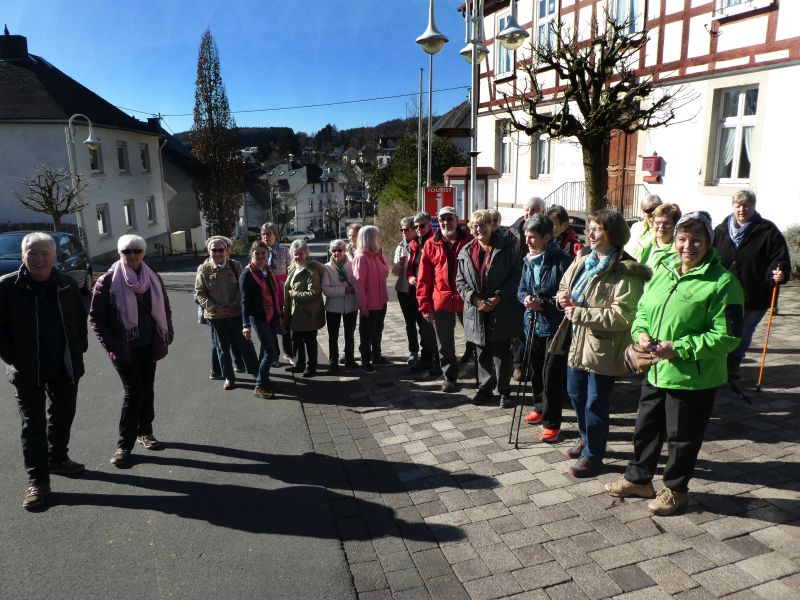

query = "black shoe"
(361, 363), (376, 374)
(48, 456), (85, 476)
(373, 355), (389, 365)
(329, 363), (339, 374)
(234, 365), (246, 374)
(407, 353), (419, 366)
(340, 356), (347, 365)
(210, 372), (223, 380)
(302, 368), (316, 378)
(429, 364), (443, 376)
(285, 365), (304, 373)
(110, 448), (133, 468)
(410, 361), (433, 373)
(564, 441), (585, 460)
(344, 360), (359, 369)
(441, 379), (457, 393)
(568, 456), (603, 478)
(499, 394), (514, 409)
(474, 388), (493, 403)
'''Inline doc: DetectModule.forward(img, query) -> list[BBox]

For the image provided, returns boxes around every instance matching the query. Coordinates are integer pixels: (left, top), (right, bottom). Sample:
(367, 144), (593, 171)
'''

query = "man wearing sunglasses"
(407, 212), (440, 375)
(416, 207), (473, 391)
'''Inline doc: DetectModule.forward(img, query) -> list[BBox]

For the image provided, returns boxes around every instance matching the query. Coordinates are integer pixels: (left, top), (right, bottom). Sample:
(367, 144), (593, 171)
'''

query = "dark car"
(0, 231), (93, 294)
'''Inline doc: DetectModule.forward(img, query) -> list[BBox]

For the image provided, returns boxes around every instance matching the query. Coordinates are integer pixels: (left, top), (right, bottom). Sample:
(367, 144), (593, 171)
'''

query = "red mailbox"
(642, 153), (662, 173)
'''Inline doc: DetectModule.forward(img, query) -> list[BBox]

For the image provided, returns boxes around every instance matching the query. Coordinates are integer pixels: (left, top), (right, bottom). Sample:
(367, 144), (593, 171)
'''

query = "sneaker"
(441, 379), (456, 393)
(136, 434), (162, 450)
(568, 456), (603, 478)
(564, 441), (585, 460)
(48, 456), (85, 476)
(110, 448), (132, 468)
(512, 368), (523, 382)
(254, 386), (275, 399)
(540, 428), (560, 443)
(604, 477), (656, 499)
(361, 363), (376, 374)
(648, 488), (689, 516)
(223, 378), (235, 390)
(473, 388), (493, 404)
(22, 484), (50, 510)
(524, 410), (543, 424)
(499, 394), (514, 409)
(209, 371), (223, 380)
(282, 353), (295, 365)
(407, 353), (419, 366)
(373, 356), (389, 365)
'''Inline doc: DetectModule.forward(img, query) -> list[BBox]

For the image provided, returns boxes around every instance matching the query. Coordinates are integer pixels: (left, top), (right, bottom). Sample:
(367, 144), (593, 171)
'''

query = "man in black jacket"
(0, 232), (88, 510)
(712, 190), (790, 379)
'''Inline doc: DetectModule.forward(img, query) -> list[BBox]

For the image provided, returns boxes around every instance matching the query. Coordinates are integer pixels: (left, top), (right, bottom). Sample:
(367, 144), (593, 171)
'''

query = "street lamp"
(416, 0), (448, 192)
(64, 113), (98, 256)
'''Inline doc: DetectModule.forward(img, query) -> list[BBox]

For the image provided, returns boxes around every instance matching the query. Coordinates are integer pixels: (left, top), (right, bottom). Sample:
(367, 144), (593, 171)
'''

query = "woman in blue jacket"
(516, 214), (571, 443)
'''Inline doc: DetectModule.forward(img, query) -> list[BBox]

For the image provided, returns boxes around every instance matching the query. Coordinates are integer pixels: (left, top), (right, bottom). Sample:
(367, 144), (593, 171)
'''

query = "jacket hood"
(574, 248), (652, 282)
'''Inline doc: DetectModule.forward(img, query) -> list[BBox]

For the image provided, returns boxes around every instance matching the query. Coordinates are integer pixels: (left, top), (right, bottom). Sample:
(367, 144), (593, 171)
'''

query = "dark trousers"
(210, 324), (246, 375)
(249, 317), (277, 387)
(211, 317), (259, 379)
(432, 310), (463, 382)
(476, 339), (513, 395)
(292, 331), (318, 371)
(14, 365), (78, 486)
(326, 311), (357, 364)
(397, 291), (420, 355)
(528, 335), (567, 429)
(511, 335), (526, 370)
(114, 346), (157, 451)
(625, 380), (717, 493)
(408, 286), (437, 363)
(359, 304), (387, 366)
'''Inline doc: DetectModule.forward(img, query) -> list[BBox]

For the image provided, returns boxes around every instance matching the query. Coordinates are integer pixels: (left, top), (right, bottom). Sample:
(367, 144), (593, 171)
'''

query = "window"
(714, 0), (774, 18)
(537, 0), (557, 51)
(496, 13), (514, 76)
(318, 199), (323, 212)
(123, 199), (136, 229)
(311, 184), (315, 193)
(139, 143), (151, 172)
(146, 196), (156, 224)
(97, 204), (111, 237)
(116, 141), (129, 172)
(714, 86), (758, 182)
(88, 142), (104, 173)
(615, 0), (641, 35)
(498, 122), (513, 175)
(330, 182), (335, 192)
(531, 136), (552, 179)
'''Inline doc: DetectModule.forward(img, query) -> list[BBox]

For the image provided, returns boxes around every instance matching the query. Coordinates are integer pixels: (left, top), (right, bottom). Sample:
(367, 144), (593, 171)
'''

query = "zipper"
(652, 276), (680, 386)
(56, 284), (73, 382)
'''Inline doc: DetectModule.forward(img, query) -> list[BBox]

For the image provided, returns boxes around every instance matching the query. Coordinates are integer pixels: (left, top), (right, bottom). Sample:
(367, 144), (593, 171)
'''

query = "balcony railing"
(544, 182), (649, 220)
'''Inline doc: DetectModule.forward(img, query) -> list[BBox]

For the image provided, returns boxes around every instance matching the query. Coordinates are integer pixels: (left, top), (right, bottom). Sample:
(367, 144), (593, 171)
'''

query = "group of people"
(0, 188), (790, 516)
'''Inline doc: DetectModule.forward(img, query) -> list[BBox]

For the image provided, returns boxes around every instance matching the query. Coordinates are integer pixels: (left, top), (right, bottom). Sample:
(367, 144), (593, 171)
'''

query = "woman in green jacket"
(283, 240), (325, 377)
(605, 211), (744, 516)
(641, 203), (681, 271)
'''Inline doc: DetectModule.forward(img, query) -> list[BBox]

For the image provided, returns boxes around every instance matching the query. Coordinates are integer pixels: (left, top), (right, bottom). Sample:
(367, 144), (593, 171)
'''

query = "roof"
(0, 34), (158, 135)
(433, 101), (471, 137)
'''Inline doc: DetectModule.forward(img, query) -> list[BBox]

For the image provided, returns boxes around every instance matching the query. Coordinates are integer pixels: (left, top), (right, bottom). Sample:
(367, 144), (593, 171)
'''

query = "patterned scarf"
(570, 250), (616, 306)
(248, 262), (277, 322)
(727, 214), (753, 249)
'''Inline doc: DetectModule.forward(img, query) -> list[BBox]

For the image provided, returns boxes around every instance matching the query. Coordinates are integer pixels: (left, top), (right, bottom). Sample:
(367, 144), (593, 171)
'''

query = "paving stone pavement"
(294, 280), (800, 599)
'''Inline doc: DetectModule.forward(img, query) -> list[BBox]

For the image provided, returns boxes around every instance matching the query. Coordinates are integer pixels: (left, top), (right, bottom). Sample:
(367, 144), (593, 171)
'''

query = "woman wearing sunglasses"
(89, 234), (174, 469)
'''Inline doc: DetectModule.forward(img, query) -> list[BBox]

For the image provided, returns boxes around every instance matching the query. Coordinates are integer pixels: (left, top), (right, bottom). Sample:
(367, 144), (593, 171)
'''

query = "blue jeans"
(567, 367), (616, 461)
(249, 317), (277, 387)
(730, 308), (768, 364)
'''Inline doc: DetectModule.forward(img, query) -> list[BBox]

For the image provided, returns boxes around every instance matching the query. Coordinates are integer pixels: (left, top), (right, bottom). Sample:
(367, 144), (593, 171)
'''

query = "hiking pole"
(756, 282), (780, 392)
(509, 310), (537, 447)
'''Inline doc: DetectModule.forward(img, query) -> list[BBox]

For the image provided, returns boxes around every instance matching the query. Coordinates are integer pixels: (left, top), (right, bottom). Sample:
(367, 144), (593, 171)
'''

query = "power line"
(114, 85), (470, 119)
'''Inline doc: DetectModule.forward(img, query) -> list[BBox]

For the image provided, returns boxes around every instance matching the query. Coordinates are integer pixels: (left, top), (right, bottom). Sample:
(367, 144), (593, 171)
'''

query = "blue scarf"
(727, 214), (753, 249)
(570, 250), (616, 305)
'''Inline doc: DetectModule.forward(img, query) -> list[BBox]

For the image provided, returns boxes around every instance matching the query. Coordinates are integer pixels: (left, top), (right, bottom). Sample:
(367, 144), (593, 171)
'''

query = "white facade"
(477, 0), (800, 228)
(0, 121), (169, 260)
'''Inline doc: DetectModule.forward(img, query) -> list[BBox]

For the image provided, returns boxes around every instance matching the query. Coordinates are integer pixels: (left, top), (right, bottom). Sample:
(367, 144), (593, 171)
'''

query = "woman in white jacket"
(322, 239), (359, 372)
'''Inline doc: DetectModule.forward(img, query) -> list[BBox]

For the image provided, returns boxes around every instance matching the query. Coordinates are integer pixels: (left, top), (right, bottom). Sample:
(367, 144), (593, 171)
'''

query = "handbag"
(624, 343), (660, 374)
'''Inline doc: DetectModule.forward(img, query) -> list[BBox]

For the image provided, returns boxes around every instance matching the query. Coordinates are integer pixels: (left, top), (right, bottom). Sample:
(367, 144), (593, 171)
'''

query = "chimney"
(0, 29), (29, 61)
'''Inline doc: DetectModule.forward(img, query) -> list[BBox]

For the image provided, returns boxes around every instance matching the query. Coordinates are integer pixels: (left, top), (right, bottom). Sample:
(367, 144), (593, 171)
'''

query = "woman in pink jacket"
(351, 225), (389, 374)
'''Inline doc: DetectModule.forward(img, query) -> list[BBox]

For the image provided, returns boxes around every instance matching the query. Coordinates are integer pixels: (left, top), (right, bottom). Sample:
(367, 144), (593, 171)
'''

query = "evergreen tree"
(190, 29), (242, 236)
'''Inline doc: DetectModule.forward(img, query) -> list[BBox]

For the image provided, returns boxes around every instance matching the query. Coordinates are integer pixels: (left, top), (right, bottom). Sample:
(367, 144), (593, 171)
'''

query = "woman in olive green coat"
(283, 240), (325, 376)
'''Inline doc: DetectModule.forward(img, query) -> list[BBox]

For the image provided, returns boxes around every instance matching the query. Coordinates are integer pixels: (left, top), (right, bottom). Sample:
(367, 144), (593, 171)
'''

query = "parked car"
(0, 231), (93, 294)
(281, 230), (316, 243)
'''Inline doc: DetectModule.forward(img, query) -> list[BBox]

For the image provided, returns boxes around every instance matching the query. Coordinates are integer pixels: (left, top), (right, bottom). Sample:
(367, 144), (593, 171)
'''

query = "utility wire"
(114, 85), (470, 119)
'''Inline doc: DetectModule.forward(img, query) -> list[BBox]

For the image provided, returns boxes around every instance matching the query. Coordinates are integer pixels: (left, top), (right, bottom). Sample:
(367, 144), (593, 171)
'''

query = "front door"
(607, 130), (638, 216)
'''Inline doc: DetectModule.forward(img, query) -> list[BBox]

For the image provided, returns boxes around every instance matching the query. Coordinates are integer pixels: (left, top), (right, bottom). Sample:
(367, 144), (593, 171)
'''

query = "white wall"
(0, 122), (169, 259)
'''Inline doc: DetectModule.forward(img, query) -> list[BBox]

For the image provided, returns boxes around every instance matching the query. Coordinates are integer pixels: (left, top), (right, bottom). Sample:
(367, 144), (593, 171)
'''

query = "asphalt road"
(0, 271), (355, 600)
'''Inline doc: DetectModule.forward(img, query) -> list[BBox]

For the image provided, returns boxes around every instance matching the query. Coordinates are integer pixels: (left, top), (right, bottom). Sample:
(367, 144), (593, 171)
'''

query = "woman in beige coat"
(555, 209), (651, 478)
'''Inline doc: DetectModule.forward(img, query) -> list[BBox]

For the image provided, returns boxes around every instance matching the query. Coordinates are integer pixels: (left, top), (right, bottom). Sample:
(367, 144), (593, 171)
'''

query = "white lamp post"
(64, 113), (98, 257)
(416, 0), (449, 193)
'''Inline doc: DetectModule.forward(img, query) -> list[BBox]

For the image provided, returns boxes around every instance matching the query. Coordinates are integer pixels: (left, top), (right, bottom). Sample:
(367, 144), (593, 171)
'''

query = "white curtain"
(717, 127), (736, 177)
(742, 126), (753, 162)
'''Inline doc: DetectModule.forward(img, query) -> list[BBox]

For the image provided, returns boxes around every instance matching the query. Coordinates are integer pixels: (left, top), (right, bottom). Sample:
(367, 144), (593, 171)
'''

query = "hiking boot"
(441, 379), (456, 393)
(110, 448), (132, 468)
(499, 395), (514, 409)
(648, 488), (689, 516)
(254, 386), (275, 399)
(604, 477), (656, 498)
(568, 455), (603, 478)
(48, 456), (85, 476)
(524, 410), (543, 424)
(22, 484), (50, 510)
(136, 434), (162, 450)
(540, 428), (560, 443)
(564, 440), (585, 460)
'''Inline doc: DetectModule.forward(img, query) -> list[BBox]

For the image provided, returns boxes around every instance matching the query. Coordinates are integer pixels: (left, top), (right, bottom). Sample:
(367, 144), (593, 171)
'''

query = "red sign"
(424, 186), (455, 217)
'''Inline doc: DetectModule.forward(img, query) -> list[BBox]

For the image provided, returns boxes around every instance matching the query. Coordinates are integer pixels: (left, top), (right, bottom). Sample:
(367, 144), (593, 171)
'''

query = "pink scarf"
(109, 260), (169, 342)
(248, 262), (278, 322)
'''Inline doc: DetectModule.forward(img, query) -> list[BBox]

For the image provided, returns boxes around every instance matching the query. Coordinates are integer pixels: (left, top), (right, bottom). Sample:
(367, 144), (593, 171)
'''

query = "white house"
(473, 0), (800, 228)
(0, 31), (171, 261)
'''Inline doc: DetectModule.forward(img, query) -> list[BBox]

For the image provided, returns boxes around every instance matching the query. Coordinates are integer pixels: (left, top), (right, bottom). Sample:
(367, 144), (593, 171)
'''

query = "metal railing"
(544, 181), (649, 220)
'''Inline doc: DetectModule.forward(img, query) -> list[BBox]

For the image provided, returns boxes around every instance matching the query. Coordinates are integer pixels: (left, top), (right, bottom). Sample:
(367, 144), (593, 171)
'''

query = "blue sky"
(6, 0), (473, 136)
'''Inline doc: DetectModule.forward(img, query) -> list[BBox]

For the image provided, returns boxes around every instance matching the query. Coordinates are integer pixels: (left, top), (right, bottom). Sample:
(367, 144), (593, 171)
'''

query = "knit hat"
(675, 211), (713, 242)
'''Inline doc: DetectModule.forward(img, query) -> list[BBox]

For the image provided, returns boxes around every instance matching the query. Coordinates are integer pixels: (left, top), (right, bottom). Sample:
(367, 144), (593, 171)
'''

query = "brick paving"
(295, 281), (800, 599)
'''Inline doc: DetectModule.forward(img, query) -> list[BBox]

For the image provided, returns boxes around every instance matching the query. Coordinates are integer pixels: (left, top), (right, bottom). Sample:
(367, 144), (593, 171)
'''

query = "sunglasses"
(401, 228), (410, 232)
(413, 223), (429, 229)
(121, 248), (143, 255)
(439, 215), (455, 222)
(210, 248), (226, 253)
(332, 248), (345, 253)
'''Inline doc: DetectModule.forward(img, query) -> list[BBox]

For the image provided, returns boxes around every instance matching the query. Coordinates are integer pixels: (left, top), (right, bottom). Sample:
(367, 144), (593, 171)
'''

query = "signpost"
(424, 186), (455, 218)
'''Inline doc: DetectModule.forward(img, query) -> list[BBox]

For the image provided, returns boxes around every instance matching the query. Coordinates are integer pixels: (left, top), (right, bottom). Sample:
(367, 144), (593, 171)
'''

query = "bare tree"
(500, 10), (696, 213)
(324, 199), (349, 237)
(16, 166), (88, 231)
(190, 29), (243, 235)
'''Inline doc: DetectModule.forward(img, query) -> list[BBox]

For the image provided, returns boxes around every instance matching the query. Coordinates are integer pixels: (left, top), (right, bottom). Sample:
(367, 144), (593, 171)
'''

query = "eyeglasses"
(331, 248), (345, 253)
(121, 248), (143, 255)
(587, 227), (605, 235)
(414, 223), (429, 229)
(653, 220), (674, 228)
(210, 248), (226, 253)
(439, 215), (455, 222)
(401, 228), (410, 232)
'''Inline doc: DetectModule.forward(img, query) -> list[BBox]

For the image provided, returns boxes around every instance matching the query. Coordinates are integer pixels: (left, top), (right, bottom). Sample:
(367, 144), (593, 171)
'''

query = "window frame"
(497, 121), (513, 176)
(116, 141), (130, 173)
(614, 0), (643, 35)
(88, 140), (104, 174)
(96, 203), (111, 237)
(712, 85), (758, 184)
(146, 195), (157, 224)
(139, 143), (151, 172)
(536, 0), (558, 53)
(123, 199), (137, 229)
(530, 135), (553, 180)
(495, 12), (514, 77)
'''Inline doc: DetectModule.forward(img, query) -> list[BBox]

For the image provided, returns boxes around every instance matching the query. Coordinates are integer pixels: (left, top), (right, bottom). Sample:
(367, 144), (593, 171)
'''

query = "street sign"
(424, 186), (455, 217)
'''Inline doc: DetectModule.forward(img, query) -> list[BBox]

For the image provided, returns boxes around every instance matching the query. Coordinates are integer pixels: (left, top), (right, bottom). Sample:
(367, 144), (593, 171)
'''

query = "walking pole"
(509, 310), (536, 447)
(756, 282), (779, 392)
